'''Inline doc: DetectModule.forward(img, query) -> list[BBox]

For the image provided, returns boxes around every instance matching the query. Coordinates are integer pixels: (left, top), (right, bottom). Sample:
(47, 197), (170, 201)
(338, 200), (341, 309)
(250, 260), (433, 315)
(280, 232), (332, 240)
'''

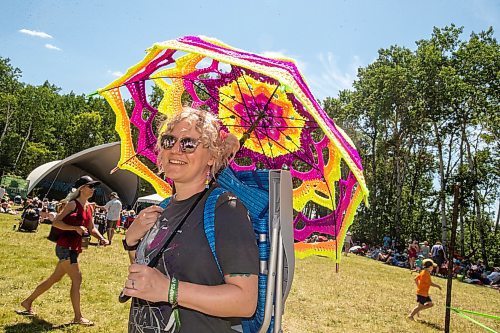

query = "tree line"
(0, 25), (498, 266)
(324, 25), (499, 267)
(0, 61), (119, 177)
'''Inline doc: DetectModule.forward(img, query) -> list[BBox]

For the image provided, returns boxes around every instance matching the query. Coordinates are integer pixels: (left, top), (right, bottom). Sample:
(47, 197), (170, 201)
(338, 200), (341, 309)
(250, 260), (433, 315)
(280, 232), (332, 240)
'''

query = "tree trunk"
(459, 121), (465, 256)
(13, 121), (32, 171)
(464, 134), (488, 267)
(495, 200), (500, 236)
(0, 101), (13, 147)
(433, 121), (448, 245)
(371, 124), (378, 237)
(407, 153), (420, 236)
(393, 133), (405, 241)
(472, 187), (488, 267)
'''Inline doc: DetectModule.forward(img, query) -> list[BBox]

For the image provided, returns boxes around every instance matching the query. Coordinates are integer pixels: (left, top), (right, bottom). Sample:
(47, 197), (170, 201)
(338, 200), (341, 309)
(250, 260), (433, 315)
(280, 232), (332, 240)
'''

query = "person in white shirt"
(0, 186), (5, 201)
(99, 192), (122, 244)
(344, 232), (353, 256)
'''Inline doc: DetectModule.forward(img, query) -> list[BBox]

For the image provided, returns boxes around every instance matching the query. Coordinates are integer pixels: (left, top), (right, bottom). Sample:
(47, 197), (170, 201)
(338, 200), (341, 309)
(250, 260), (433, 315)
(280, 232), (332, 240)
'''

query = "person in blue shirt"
(383, 234), (391, 249)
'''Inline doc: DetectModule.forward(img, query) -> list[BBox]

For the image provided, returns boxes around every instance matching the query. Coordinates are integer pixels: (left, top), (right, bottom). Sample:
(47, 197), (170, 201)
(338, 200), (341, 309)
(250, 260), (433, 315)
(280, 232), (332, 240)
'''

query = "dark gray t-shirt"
(129, 189), (259, 333)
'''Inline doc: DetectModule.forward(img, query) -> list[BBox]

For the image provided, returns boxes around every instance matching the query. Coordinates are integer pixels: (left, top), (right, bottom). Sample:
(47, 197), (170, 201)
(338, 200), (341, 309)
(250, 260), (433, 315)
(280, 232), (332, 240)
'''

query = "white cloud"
(260, 50), (307, 73)
(19, 29), (53, 39)
(45, 43), (61, 51)
(306, 52), (362, 99)
(108, 70), (124, 77)
(257, 49), (361, 100)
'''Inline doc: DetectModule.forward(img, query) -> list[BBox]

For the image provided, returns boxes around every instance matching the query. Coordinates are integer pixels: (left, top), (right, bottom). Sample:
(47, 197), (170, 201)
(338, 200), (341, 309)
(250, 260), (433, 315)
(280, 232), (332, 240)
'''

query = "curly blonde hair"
(157, 107), (239, 177)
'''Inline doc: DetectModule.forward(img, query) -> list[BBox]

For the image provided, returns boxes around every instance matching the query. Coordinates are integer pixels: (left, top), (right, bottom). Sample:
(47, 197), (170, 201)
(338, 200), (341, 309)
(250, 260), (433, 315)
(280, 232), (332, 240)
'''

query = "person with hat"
(98, 191), (123, 244)
(16, 175), (109, 325)
(343, 231), (353, 256)
(408, 258), (442, 320)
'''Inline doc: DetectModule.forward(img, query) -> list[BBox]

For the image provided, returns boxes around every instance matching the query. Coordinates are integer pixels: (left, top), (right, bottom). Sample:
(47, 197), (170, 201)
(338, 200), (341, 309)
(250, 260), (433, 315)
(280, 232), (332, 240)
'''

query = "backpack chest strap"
(203, 187), (227, 277)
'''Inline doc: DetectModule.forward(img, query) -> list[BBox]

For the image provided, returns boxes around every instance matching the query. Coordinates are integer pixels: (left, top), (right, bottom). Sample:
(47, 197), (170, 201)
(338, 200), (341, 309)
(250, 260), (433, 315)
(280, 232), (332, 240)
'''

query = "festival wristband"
(167, 277), (181, 331)
(122, 238), (139, 251)
(168, 276), (179, 307)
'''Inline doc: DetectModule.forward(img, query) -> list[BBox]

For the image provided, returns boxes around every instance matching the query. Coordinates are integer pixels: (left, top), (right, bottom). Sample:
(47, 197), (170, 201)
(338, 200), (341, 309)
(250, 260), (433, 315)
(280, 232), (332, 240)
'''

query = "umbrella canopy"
(97, 35), (368, 261)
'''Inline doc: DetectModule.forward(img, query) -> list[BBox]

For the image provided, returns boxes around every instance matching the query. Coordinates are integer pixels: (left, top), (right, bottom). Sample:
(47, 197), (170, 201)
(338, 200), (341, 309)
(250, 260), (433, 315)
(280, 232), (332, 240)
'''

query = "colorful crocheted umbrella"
(97, 35), (368, 262)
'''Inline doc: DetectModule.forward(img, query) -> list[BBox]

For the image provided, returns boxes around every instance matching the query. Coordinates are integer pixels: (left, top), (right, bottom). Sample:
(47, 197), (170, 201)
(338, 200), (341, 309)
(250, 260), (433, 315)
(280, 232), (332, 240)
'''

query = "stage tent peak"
(26, 142), (139, 206)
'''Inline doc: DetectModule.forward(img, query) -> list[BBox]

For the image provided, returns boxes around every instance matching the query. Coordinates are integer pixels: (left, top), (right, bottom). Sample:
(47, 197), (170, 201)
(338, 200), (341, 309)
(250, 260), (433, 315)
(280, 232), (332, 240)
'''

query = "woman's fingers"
(136, 206), (163, 225)
(124, 265), (169, 302)
(124, 278), (135, 289)
(140, 205), (163, 216)
(125, 206), (163, 242)
(75, 226), (87, 235)
(128, 263), (147, 273)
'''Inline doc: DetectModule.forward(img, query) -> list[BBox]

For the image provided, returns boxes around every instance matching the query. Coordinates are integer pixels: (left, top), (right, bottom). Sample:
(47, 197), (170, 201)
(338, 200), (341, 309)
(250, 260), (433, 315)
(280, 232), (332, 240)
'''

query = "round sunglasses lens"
(161, 135), (176, 149)
(180, 138), (198, 153)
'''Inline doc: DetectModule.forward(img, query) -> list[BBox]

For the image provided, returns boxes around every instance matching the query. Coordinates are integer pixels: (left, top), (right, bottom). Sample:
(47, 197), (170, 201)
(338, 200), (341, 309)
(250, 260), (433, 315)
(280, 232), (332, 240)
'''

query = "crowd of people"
(2, 185), (164, 237)
(350, 235), (500, 290)
(2, 186), (137, 240)
(0, 185), (21, 215)
(302, 230), (499, 290)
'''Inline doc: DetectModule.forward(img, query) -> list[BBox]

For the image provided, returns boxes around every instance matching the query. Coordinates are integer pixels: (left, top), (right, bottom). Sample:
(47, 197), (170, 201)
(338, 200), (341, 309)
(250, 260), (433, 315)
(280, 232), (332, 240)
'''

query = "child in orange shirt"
(408, 259), (442, 320)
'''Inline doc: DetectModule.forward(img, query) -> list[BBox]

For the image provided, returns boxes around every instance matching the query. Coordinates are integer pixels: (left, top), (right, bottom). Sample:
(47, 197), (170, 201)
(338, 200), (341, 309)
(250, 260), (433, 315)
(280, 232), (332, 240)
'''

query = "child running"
(408, 259), (442, 320)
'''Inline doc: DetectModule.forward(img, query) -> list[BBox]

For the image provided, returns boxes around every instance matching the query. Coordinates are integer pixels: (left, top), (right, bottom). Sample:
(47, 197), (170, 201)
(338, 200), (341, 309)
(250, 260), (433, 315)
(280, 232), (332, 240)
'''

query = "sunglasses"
(160, 134), (202, 153)
(85, 184), (97, 189)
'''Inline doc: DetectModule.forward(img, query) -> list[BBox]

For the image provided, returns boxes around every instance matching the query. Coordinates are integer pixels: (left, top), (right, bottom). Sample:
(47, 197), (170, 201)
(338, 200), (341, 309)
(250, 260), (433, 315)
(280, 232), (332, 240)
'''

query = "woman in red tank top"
(17, 176), (109, 325)
(408, 240), (420, 270)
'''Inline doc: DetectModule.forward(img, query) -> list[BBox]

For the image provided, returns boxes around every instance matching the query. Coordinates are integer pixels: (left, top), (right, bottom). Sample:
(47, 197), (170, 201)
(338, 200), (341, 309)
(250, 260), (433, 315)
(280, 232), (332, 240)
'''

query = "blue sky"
(1, 0), (498, 100)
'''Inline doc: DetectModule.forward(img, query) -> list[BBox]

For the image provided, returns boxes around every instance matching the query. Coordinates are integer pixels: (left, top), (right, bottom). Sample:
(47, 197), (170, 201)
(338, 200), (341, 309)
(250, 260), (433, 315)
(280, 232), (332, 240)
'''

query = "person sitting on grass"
(485, 267), (500, 289)
(377, 249), (392, 262)
(408, 259), (442, 320)
(368, 246), (382, 260)
(1, 198), (17, 214)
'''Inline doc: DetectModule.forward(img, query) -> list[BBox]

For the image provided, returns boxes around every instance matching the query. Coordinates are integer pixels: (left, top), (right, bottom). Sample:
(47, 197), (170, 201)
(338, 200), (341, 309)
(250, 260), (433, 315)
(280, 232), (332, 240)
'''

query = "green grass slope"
(0, 214), (498, 332)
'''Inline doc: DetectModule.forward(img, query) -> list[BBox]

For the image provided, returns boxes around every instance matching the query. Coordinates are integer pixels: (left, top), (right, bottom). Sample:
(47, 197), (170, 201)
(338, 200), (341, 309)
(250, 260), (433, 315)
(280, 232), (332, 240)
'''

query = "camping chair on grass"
(18, 208), (40, 232)
(215, 168), (295, 333)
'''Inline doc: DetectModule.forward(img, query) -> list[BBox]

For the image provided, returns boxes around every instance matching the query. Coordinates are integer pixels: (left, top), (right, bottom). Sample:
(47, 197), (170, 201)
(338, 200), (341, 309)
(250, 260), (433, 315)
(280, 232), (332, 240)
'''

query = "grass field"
(1, 213), (498, 333)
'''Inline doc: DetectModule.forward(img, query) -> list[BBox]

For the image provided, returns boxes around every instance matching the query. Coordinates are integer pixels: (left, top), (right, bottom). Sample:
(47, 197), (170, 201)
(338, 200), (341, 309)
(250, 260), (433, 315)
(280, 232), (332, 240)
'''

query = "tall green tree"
(323, 25), (499, 266)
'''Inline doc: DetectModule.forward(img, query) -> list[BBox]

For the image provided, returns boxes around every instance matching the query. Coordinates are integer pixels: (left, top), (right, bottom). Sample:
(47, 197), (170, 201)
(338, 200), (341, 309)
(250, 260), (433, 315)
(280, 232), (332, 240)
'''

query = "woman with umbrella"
(16, 176), (109, 325)
(122, 107), (259, 332)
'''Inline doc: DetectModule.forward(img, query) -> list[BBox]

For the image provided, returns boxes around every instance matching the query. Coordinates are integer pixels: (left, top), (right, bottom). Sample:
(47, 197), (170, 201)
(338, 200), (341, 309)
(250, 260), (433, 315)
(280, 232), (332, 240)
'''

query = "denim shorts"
(55, 245), (79, 264)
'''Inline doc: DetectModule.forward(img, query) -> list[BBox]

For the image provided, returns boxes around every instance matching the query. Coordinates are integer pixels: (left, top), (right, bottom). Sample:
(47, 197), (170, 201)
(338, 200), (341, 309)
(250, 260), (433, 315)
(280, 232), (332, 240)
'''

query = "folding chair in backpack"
(213, 168), (295, 333)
